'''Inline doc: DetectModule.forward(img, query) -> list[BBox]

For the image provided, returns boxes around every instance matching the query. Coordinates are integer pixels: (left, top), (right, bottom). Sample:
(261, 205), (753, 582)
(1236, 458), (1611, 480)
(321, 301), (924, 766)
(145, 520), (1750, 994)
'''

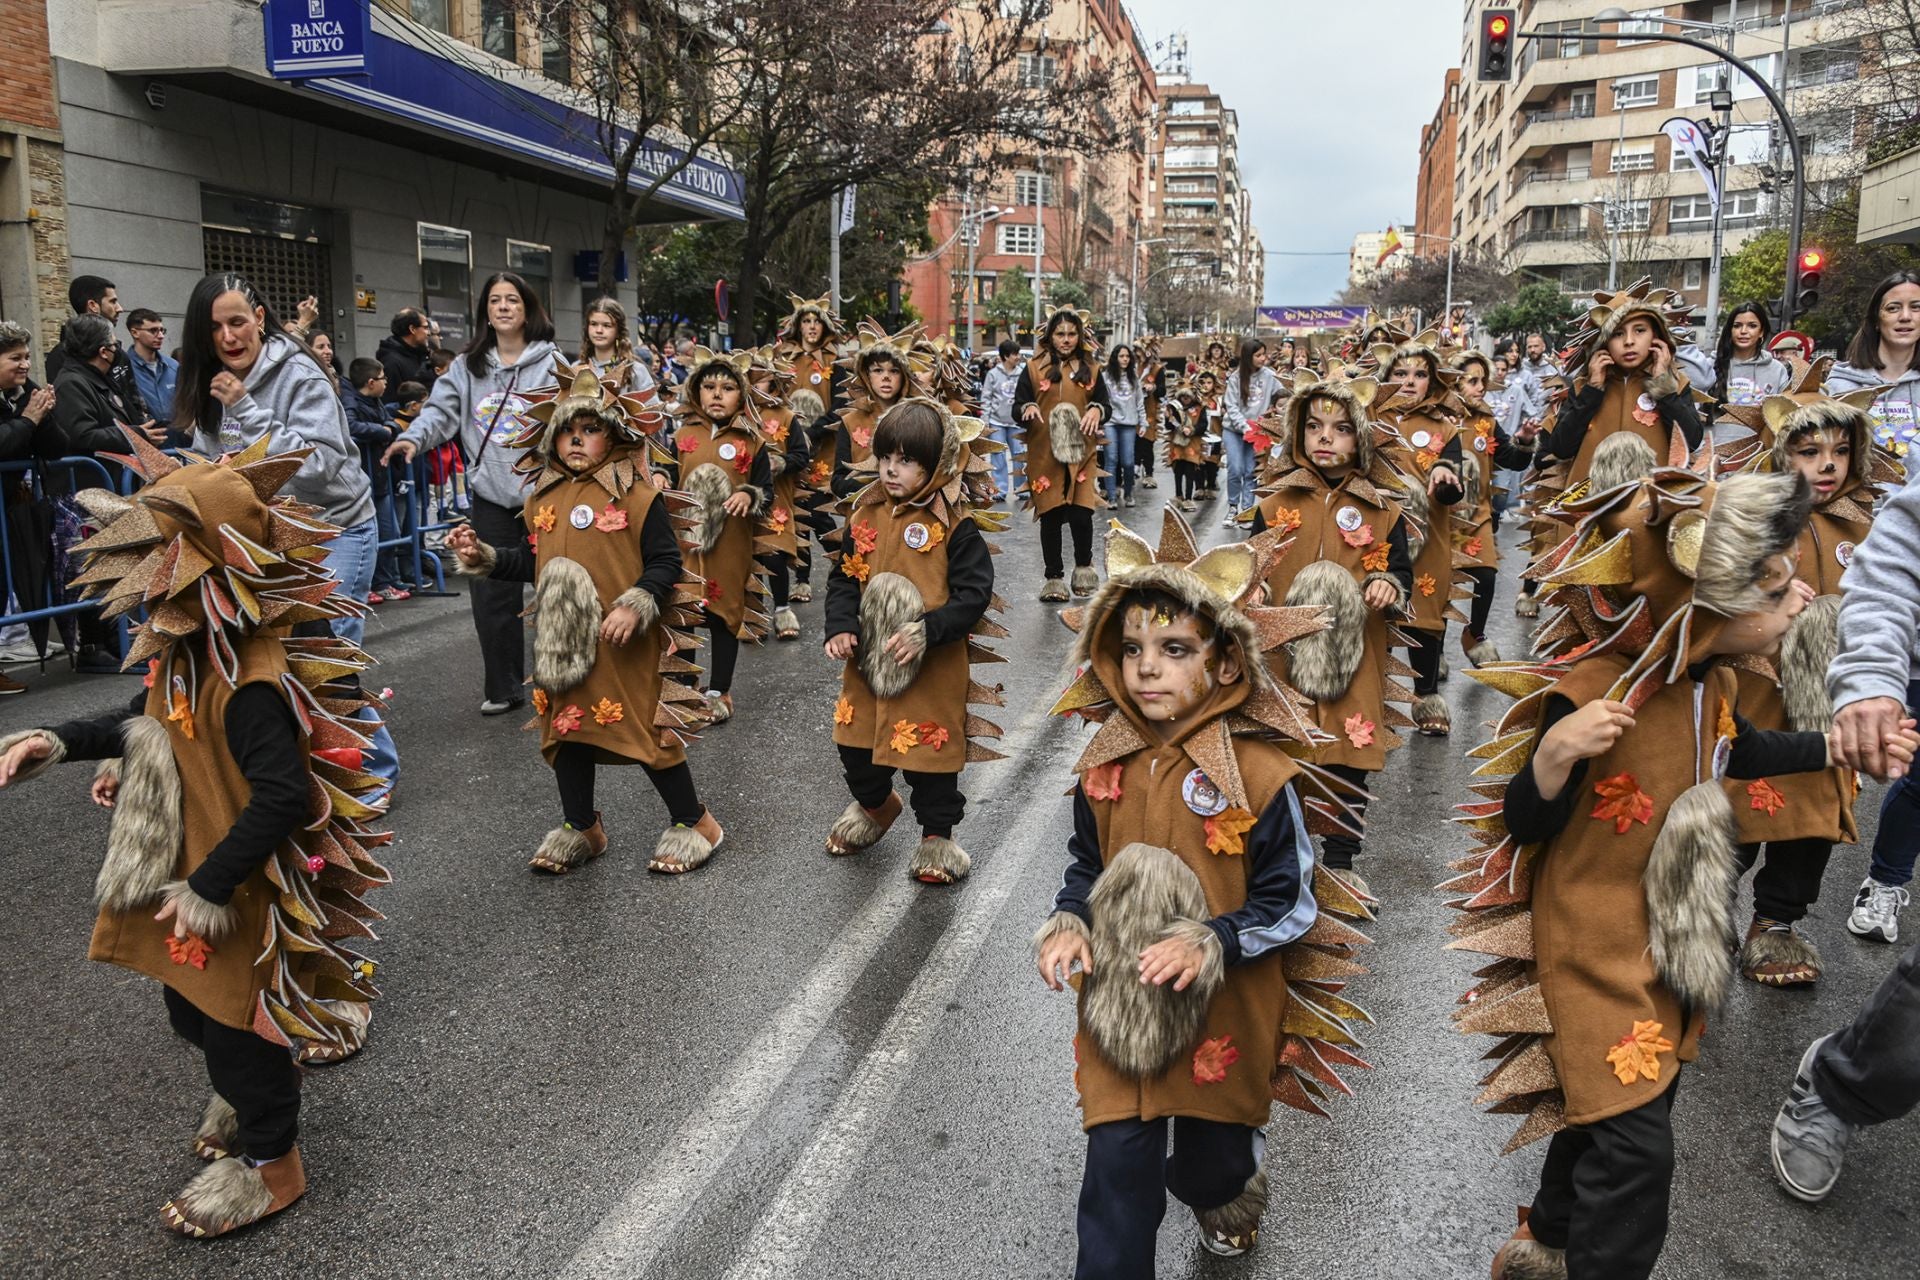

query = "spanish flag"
(1375, 226), (1403, 267)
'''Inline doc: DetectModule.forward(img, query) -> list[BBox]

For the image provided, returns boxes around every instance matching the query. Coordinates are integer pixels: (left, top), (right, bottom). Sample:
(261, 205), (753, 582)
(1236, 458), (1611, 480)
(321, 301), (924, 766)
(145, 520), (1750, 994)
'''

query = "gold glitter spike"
(1466, 666), (1556, 699)
(1539, 528), (1633, 587)
(74, 504), (163, 554)
(1502, 1094), (1567, 1154)
(1476, 1038), (1558, 1105)
(1155, 505), (1200, 564)
(1445, 907), (1535, 960)
(1454, 982), (1551, 1036)
(234, 455), (306, 501)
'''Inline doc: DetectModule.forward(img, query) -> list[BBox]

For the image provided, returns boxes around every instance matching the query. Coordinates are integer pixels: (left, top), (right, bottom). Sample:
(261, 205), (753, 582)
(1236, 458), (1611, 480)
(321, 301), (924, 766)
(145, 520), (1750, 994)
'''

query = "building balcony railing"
(1521, 168), (1593, 186)
(1523, 105), (1596, 131)
(1512, 226), (1592, 245)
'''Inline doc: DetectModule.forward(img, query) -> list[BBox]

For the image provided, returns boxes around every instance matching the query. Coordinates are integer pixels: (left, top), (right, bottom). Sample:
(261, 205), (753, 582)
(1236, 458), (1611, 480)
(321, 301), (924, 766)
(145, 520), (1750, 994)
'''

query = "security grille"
(202, 227), (333, 325)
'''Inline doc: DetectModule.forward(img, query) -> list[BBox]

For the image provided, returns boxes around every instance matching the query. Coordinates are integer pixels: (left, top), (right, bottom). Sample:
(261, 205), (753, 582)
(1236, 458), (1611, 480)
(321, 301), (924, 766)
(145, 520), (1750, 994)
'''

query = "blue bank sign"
(264, 0), (369, 79)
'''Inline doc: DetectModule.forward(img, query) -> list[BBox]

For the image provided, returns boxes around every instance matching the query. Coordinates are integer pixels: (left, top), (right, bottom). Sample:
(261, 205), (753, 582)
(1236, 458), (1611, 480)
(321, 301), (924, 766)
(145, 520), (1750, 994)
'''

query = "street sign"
(263, 0), (368, 79)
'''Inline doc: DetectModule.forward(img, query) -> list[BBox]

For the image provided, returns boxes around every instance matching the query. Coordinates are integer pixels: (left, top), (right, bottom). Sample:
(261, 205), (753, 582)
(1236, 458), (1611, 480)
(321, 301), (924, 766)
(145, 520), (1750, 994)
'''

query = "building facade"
(1415, 67), (1463, 262)
(32, 0), (741, 368)
(1, 0), (74, 368)
(1150, 76), (1252, 309)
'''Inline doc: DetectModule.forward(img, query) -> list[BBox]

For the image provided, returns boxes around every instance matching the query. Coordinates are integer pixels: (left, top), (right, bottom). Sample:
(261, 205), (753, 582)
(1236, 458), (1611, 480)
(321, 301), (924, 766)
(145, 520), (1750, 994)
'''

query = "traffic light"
(1477, 8), (1516, 82)
(1796, 248), (1825, 313)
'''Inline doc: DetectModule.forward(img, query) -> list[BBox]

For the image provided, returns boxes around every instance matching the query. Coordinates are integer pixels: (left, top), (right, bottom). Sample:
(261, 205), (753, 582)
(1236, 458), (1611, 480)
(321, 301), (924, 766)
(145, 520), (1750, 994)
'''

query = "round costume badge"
(719, 442), (739, 460)
(1335, 505), (1364, 533)
(1837, 540), (1856, 568)
(904, 523), (930, 550)
(1637, 393), (1657, 413)
(1410, 429), (1432, 449)
(1473, 435), (1488, 452)
(1182, 769), (1229, 817)
(569, 504), (595, 530)
(810, 372), (823, 385)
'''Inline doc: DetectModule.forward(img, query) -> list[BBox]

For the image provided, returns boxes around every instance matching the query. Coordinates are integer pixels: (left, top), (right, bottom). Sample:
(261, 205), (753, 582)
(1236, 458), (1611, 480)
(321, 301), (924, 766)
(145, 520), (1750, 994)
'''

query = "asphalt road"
(1, 477), (1915, 1280)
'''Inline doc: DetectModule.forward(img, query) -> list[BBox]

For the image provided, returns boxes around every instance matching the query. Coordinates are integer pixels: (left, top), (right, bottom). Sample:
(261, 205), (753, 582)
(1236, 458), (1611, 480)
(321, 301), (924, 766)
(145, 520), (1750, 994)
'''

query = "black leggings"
(757, 552), (791, 610)
(838, 743), (966, 837)
(1737, 837), (1837, 925)
(1408, 628), (1445, 696)
(165, 988), (301, 1161)
(1321, 763), (1370, 870)
(553, 741), (705, 829)
(1173, 460), (1198, 500)
(1467, 565), (1498, 638)
(1137, 442), (1154, 476)
(1528, 1078), (1680, 1280)
(1041, 504), (1095, 579)
(703, 616), (741, 693)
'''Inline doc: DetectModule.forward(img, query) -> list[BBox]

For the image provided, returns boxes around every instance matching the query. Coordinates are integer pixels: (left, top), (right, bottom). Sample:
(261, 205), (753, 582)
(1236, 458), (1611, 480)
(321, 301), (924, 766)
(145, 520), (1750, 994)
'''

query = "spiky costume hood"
(1263, 372), (1404, 496)
(1443, 468), (1812, 1152)
(1050, 507), (1382, 1116)
(1563, 279), (1692, 378)
(841, 396), (1009, 526)
(1716, 358), (1903, 510)
(1036, 304), (1099, 370)
(511, 362), (665, 494)
(62, 429), (389, 1053)
(775, 292), (844, 346)
(839, 320), (932, 407)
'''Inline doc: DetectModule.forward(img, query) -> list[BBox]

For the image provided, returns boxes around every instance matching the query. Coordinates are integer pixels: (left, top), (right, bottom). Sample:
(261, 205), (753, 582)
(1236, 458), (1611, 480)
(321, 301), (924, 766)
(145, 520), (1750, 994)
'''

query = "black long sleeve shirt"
(488, 493), (682, 605)
(1547, 377), (1705, 464)
(824, 514), (993, 646)
(48, 686), (308, 905)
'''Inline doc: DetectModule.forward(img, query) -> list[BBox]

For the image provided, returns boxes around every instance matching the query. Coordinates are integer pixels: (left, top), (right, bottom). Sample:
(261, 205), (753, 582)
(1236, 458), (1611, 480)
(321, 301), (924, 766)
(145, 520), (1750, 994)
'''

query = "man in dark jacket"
(50, 316), (157, 461)
(375, 308), (435, 406)
(44, 275), (150, 424)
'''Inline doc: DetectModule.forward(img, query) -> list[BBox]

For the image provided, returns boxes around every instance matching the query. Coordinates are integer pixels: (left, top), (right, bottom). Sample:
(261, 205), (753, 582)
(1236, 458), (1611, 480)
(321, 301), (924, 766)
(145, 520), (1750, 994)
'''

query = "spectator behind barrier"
(124, 308), (182, 446)
(44, 275), (150, 424)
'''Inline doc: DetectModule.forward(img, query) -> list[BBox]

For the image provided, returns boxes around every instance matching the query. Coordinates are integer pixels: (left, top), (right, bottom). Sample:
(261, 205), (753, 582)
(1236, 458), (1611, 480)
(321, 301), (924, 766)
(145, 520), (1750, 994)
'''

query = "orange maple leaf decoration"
(1361, 544), (1390, 573)
(552, 704), (584, 735)
(592, 697), (624, 726)
(913, 522), (946, 553)
(595, 504), (629, 532)
(1747, 778), (1788, 817)
(762, 418), (788, 444)
(1415, 573), (1438, 597)
(1032, 474), (1053, 493)
(1204, 807), (1257, 856)
(1605, 1020), (1675, 1085)
(1464, 536), (1485, 558)
(919, 721), (951, 751)
(850, 523), (880, 555)
(1415, 448), (1438, 471)
(527, 533), (539, 553)
(1341, 523), (1375, 549)
(532, 505), (557, 533)
(889, 719), (921, 753)
(1192, 1035), (1240, 1086)
(843, 552), (872, 584)
(1344, 713), (1376, 748)
(1273, 507), (1302, 534)
(531, 688), (550, 715)
(166, 689), (195, 741)
(1590, 773), (1655, 834)
(167, 932), (213, 970)
(834, 695), (855, 726)
(1082, 762), (1123, 802)
(1717, 697), (1738, 743)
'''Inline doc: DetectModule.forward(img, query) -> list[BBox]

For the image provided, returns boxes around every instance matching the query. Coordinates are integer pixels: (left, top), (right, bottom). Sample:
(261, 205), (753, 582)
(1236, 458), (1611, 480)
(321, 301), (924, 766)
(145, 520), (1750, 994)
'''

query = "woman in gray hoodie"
(1710, 301), (1792, 410)
(1829, 270), (1920, 484)
(385, 272), (559, 715)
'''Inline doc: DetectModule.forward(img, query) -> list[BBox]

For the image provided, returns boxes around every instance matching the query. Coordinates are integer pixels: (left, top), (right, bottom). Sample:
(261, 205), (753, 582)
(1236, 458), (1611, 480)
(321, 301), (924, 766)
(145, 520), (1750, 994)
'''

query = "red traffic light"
(1489, 15), (1510, 36)
(1799, 250), (1824, 271)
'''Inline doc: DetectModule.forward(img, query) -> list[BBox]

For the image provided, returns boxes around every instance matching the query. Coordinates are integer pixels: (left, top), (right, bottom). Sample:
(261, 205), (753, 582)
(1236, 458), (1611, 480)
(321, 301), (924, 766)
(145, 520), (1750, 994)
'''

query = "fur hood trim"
(1694, 471), (1813, 617)
(1278, 378), (1382, 474)
(1644, 781), (1739, 1009)
(1778, 594), (1840, 734)
(1074, 561), (1273, 697)
(95, 716), (183, 911)
(1080, 843), (1224, 1078)
(1769, 399), (1872, 474)
(530, 556), (600, 696)
(1587, 433), (1659, 494)
(1282, 561), (1366, 704)
(859, 572), (927, 699)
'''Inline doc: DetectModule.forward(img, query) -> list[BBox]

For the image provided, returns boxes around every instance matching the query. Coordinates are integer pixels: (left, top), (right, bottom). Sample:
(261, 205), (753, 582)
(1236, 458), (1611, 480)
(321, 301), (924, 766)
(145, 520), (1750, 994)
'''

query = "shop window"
(419, 223), (474, 348)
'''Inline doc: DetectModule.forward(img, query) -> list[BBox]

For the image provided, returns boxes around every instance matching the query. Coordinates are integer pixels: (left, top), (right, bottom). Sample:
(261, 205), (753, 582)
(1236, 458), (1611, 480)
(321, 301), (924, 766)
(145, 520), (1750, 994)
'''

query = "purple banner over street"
(1259, 306), (1370, 329)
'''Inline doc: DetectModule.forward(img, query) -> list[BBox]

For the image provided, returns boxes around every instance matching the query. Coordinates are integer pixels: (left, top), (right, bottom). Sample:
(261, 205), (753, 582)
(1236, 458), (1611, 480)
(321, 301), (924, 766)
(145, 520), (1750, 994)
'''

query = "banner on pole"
(1662, 117), (1719, 209)
(838, 187), (858, 235)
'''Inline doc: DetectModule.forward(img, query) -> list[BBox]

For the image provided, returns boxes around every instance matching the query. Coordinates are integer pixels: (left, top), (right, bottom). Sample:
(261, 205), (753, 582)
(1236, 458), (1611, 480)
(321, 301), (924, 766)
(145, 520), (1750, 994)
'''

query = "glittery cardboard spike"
(1313, 865), (1377, 922)
(1457, 964), (1532, 1016)
(962, 714), (1003, 740)
(1467, 665), (1555, 700)
(963, 741), (1006, 763)
(1445, 906), (1535, 961)
(1477, 1038), (1560, 1105)
(1282, 947), (1369, 983)
(1271, 1069), (1332, 1118)
(1297, 912), (1371, 949)
(74, 504), (164, 555)
(1280, 1035), (1362, 1096)
(1280, 988), (1364, 1046)
(966, 679), (1007, 707)
(1454, 982), (1551, 1036)
(1502, 1093), (1568, 1154)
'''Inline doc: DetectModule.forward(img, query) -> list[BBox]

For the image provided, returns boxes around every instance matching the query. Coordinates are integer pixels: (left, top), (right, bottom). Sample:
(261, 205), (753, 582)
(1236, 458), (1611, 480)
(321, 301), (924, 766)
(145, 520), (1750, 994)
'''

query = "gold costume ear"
(1186, 543), (1259, 603)
(1758, 395), (1800, 435)
(1348, 377), (1381, 408)
(1105, 520), (1156, 576)
(1368, 343), (1397, 369)
(1667, 509), (1708, 579)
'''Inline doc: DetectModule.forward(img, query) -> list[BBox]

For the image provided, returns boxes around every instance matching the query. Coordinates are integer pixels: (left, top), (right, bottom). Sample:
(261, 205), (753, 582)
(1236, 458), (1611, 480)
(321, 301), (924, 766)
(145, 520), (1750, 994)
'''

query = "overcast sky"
(1124, 0), (1463, 305)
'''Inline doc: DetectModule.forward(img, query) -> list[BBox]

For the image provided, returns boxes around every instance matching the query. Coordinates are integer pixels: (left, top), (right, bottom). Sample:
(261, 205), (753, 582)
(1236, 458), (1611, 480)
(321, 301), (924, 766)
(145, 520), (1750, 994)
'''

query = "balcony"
(1512, 226), (1592, 245)
(1860, 144), (1920, 245)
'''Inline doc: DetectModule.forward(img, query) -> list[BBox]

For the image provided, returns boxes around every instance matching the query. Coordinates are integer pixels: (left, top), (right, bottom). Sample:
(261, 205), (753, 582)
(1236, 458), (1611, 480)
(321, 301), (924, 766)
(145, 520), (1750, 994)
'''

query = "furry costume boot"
(529, 814), (609, 874)
(1514, 593), (1540, 619)
(1491, 1209), (1566, 1280)
(162, 1148), (306, 1239)
(1462, 630), (1503, 667)
(826, 792), (903, 855)
(1039, 577), (1069, 603)
(1195, 1167), (1268, 1257)
(192, 1094), (238, 1162)
(909, 835), (972, 885)
(1070, 565), (1100, 598)
(648, 811), (725, 875)
(774, 606), (801, 641)
(1740, 915), (1822, 986)
(1413, 692), (1452, 736)
(791, 581), (813, 604)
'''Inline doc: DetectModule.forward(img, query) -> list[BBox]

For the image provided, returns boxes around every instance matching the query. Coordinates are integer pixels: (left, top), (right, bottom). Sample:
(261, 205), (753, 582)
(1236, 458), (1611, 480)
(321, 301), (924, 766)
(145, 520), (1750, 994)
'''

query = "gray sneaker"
(1847, 877), (1910, 943)
(1772, 1034), (1858, 1203)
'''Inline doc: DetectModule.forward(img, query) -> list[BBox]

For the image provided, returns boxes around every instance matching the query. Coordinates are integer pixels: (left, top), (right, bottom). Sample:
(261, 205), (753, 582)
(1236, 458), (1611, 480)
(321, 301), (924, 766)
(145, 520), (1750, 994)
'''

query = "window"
(418, 223), (472, 348)
(1613, 76), (1659, 108)
(542, 2), (573, 83)
(1789, 43), (1861, 90)
(1472, 145), (1483, 175)
(1806, 110), (1859, 158)
(1013, 172), (1053, 206)
(407, 0), (450, 32)
(1469, 193), (1481, 219)
(1571, 89), (1596, 118)
(1017, 53), (1057, 90)
(507, 240), (551, 303)
(1605, 200), (1652, 231)
(1684, 261), (1704, 290)
(1615, 9), (1666, 44)
(1163, 146), (1219, 169)
(997, 223), (1038, 256)
(1611, 144), (1655, 173)
(1487, 184), (1500, 216)
(1169, 99), (1210, 116)
(481, 0), (517, 61)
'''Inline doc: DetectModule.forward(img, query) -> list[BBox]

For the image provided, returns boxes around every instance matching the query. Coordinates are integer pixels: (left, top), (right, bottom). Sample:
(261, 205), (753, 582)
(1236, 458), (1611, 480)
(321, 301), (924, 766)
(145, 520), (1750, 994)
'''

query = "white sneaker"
(1847, 877), (1910, 943)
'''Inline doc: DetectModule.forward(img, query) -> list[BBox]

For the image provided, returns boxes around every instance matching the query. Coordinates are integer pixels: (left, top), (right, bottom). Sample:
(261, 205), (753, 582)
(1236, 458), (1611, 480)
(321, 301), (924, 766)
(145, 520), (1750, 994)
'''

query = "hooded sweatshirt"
(396, 340), (559, 509)
(1828, 361), (1920, 484)
(193, 334), (374, 529)
(1719, 353), (1791, 405)
(1831, 475), (1920, 711)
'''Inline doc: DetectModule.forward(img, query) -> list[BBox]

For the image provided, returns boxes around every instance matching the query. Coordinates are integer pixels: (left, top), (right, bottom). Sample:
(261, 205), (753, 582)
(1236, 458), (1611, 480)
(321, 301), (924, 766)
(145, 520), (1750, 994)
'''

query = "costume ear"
(1836, 387), (1886, 415)
(1349, 377), (1381, 408)
(1667, 509), (1707, 579)
(1105, 520), (1156, 577)
(1292, 369), (1322, 391)
(1369, 343), (1397, 369)
(1759, 395), (1800, 435)
(1187, 543), (1258, 603)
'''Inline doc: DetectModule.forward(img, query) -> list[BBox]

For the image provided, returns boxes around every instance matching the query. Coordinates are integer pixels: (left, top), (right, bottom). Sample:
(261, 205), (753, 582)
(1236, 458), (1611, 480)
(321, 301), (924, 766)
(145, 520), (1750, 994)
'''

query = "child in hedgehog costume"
(823, 397), (1010, 883)
(1035, 507), (1377, 1275)
(1016, 305), (1112, 603)
(1451, 350), (1543, 666)
(1713, 367), (1905, 986)
(1242, 371), (1420, 901)
(449, 365), (725, 875)
(826, 321), (928, 499)
(742, 348), (814, 641)
(0, 430), (390, 1236)
(773, 293), (847, 607)
(1447, 464), (1917, 1280)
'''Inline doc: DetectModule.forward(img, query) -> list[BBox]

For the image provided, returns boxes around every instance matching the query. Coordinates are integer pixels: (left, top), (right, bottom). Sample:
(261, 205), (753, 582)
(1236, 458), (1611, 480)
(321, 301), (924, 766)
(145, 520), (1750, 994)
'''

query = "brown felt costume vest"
(1075, 733), (1302, 1130)
(1457, 411), (1500, 570)
(840, 402), (884, 472)
(1382, 404), (1465, 632)
(1568, 373), (1691, 486)
(1529, 655), (1735, 1124)
(678, 414), (764, 637)
(760, 407), (801, 559)
(1141, 363), (1162, 442)
(833, 492), (974, 774)
(1021, 352), (1103, 515)
(523, 463), (683, 770)
(1256, 476), (1405, 771)
(88, 639), (304, 1032)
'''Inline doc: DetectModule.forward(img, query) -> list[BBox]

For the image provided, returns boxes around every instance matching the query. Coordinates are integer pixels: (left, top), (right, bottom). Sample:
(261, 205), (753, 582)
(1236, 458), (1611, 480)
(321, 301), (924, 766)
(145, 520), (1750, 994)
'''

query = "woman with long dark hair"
(1830, 269), (1920, 477)
(1099, 343), (1144, 507)
(1220, 337), (1275, 523)
(1711, 301), (1789, 407)
(385, 271), (559, 715)
(1015, 307), (1110, 601)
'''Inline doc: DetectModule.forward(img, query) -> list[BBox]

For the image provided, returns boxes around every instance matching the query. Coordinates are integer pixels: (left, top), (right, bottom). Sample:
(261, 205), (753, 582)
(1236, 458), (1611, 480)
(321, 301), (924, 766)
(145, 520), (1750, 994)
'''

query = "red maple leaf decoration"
(143, 658), (160, 689)
(1341, 523), (1374, 549)
(732, 449), (753, 476)
(1747, 778), (1788, 817)
(551, 704), (584, 735)
(166, 932), (213, 970)
(1032, 474), (1053, 493)
(918, 721), (951, 751)
(595, 504), (629, 532)
(851, 522), (880, 555)
(703, 578), (724, 604)
(1082, 762), (1123, 802)
(1192, 1035), (1240, 1086)
(771, 507), (791, 528)
(1464, 536), (1484, 558)
(1590, 773), (1655, 834)
(1245, 425), (1274, 453)
(851, 426), (873, 450)
(1344, 713), (1376, 748)
(677, 434), (701, 453)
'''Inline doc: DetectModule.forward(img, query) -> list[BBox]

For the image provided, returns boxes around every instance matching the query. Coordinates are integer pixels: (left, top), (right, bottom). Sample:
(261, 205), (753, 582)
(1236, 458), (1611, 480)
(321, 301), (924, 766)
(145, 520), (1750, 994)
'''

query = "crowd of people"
(3, 262), (1920, 1279)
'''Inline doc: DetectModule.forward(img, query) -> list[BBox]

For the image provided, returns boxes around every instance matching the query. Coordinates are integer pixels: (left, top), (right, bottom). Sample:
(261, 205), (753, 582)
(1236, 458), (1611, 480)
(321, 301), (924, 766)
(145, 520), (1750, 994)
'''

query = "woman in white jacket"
(1098, 344), (1146, 507)
(1219, 337), (1277, 524)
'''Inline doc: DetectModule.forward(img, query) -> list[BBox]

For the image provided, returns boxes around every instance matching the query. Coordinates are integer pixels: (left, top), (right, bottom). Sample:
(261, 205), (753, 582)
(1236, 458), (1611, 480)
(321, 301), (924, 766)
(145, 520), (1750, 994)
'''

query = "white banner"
(1662, 117), (1719, 210)
(838, 187), (857, 235)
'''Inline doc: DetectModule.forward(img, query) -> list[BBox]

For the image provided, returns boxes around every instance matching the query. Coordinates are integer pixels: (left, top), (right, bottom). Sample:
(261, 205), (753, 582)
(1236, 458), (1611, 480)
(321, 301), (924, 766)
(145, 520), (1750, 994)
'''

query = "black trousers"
(1408, 627), (1445, 696)
(164, 987), (300, 1160)
(467, 496), (528, 704)
(1528, 1078), (1680, 1280)
(1137, 441), (1154, 476)
(1075, 1116), (1261, 1280)
(1736, 837), (1835, 924)
(1041, 504), (1095, 579)
(553, 741), (705, 829)
(1466, 565), (1498, 638)
(703, 616), (741, 693)
(1813, 935), (1920, 1128)
(1173, 460), (1197, 500)
(757, 552), (791, 610)
(837, 743), (965, 837)
(1321, 763), (1370, 870)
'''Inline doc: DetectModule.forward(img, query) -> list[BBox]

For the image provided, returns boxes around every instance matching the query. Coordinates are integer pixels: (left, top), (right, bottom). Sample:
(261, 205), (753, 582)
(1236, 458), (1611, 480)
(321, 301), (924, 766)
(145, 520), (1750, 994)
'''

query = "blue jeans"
(1223, 429), (1256, 512)
(986, 421), (1020, 499)
(320, 518), (400, 790)
(1869, 678), (1920, 887)
(1102, 425), (1138, 500)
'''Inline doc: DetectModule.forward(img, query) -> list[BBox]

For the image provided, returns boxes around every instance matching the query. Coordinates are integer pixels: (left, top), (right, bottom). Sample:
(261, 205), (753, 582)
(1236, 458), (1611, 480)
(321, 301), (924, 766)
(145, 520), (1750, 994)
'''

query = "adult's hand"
(1832, 697), (1905, 780)
(0, 733), (52, 787)
(381, 437), (418, 468)
(23, 386), (54, 424)
(209, 372), (247, 407)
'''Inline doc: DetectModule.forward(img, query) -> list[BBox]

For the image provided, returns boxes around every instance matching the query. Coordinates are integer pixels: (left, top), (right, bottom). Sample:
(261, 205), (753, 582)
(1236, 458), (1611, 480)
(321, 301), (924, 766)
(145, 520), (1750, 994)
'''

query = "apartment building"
(32, 0), (742, 363)
(1350, 228), (1412, 289)
(1415, 68), (1464, 261)
(1151, 75), (1254, 308)
(1450, 0), (1875, 312)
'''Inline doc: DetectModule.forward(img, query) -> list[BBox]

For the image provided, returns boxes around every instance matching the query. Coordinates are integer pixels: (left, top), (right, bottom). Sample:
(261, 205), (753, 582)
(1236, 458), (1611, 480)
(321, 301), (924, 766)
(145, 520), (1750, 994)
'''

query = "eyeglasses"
(136, 325), (166, 335)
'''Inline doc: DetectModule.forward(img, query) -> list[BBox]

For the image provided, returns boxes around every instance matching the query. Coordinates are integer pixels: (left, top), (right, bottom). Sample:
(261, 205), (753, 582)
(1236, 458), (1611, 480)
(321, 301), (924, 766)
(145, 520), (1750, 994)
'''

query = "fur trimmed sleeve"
(453, 538), (498, 577)
(185, 685), (310, 906)
(0, 728), (67, 784)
